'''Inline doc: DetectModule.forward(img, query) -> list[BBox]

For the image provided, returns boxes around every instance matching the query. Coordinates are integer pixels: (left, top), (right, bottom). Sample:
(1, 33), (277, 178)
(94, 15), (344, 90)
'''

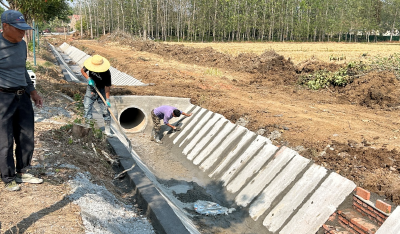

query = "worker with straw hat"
(80, 54), (113, 137)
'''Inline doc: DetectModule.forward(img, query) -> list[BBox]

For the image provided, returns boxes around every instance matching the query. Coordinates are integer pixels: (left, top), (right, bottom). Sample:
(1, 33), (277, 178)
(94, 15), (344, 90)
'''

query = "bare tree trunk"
(94, 1), (98, 37)
(120, 0), (125, 32)
(86, 0), (93, 39)
(103, 0), (106, 35)
(390, 9), (398, 42)
(213, 0), (217, 41)
(80, 0), (83, 38)
(135, 0), (141, 37)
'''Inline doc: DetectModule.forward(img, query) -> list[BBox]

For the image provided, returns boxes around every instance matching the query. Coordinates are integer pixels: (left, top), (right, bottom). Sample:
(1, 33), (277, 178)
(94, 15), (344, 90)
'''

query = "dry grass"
(164, 41), (400, 65)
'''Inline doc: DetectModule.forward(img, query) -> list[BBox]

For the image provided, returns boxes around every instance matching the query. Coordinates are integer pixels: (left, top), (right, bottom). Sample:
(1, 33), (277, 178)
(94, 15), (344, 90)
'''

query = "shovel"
(91, 85), (132, 148)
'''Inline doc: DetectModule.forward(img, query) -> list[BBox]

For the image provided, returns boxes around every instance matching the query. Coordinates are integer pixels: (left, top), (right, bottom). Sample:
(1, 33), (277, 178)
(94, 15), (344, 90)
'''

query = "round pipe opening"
(119, 107), (146, 132)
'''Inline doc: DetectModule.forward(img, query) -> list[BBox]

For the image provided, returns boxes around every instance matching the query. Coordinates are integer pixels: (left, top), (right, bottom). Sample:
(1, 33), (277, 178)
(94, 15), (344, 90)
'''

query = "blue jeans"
(83, 85), (111, 122)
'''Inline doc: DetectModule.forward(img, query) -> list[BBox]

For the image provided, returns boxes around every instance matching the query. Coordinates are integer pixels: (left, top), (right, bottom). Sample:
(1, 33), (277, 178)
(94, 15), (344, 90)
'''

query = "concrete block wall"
(167, 104), (399, 234)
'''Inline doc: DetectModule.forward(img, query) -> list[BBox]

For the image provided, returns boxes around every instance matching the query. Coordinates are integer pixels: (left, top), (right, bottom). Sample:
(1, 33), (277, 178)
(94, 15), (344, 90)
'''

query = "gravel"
(67, 172), (155, 234)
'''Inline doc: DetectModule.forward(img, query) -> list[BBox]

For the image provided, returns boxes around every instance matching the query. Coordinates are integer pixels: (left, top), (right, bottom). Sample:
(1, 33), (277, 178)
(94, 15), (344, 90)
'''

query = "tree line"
(3, 0), (399, 42)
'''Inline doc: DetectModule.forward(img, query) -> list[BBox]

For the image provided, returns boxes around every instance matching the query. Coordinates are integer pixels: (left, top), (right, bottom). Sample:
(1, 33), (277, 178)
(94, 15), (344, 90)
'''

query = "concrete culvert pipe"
(119, 107), (147, 132)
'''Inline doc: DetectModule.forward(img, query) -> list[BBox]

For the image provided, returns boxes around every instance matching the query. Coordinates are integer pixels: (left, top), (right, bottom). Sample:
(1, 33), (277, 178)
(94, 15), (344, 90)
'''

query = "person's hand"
(88, 79), (95, 87)
(30, 90), (43, 108)
(106, 99), (111, 107)
(188, 113), (192, 117)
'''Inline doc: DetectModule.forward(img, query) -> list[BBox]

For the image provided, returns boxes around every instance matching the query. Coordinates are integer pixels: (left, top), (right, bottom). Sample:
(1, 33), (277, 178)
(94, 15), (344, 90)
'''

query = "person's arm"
(182, 112), (192, 117)
(81, 67), (95, 86)
(166, 123), (176, 130)
(30, 90), (43, 108)
(105, 86), (111, 107)
(105, 86), (111, 99)
(81, 67), (89, 80)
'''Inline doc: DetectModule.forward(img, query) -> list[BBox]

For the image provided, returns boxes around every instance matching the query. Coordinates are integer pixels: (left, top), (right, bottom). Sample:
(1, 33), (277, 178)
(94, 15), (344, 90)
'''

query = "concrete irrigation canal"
(50, 42), (400, 234)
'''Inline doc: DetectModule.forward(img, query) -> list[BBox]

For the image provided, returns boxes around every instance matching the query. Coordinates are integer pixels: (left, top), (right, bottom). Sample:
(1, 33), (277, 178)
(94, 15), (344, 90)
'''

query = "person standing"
(150, 105), (192, 143)
(0, 10), (44, 191)
(80, 54), (113, 137)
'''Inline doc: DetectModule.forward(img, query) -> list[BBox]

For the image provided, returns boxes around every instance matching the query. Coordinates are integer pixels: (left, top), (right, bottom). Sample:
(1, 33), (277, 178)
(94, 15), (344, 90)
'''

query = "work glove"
(88, 78), (95, 87)
(106, 99), (111, 107)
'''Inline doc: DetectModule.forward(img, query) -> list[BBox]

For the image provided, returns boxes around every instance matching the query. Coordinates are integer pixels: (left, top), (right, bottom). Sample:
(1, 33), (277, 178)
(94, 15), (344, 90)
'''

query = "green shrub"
(299, 61), (367, 90)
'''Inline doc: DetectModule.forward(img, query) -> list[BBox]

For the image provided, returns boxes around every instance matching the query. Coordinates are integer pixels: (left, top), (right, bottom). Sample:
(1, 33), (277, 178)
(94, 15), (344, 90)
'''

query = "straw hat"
(84, 55), (110, 72)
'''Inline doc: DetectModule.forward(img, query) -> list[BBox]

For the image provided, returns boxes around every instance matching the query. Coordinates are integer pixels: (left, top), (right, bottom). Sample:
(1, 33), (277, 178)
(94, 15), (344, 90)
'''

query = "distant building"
(69, 15), (81, 31)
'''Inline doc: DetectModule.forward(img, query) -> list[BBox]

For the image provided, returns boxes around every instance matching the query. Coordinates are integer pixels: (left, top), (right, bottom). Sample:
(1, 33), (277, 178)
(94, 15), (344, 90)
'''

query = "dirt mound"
(295, 58), (344, 73)
(111, 38), (295, 75)
(337, 71), (400, 109)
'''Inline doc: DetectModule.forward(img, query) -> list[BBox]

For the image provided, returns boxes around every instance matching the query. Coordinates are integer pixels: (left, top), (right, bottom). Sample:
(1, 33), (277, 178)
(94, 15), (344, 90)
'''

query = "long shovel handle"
(92, 85), (119, 123)
(91, 85), (129, 143)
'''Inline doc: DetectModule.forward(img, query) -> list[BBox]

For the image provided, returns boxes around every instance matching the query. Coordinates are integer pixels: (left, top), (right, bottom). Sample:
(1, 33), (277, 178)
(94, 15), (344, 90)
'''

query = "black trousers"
(0, 91), (34, 183)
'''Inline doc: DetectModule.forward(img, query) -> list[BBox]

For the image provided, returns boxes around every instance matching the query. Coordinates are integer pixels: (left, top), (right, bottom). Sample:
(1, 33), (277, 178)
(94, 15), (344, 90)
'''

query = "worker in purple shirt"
(150, 105), (192, 143)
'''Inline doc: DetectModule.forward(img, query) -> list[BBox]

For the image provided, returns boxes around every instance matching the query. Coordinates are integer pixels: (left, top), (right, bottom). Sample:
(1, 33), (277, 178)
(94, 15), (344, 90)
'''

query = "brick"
(364, 209), (377, 219)
(356, 187), (371, 200)
(367, 205), (375, 212)
(349, 222), (364, 234)
(375, 215), (386, 223)
(351, 217), (378, 233)
(353, 196), (363, 204)
(339, 215), (349, 225)
(375, 200), (391, 213)
(375, 210), (388, 219)
(353, 203), (367, 214)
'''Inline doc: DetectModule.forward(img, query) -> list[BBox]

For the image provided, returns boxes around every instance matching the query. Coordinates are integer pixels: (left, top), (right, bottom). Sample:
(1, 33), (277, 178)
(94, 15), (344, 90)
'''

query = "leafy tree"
(0, 0), (73, 22)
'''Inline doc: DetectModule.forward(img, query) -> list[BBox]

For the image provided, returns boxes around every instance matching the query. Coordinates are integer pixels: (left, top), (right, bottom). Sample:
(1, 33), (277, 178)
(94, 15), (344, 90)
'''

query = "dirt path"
(66, 37), (400, 205)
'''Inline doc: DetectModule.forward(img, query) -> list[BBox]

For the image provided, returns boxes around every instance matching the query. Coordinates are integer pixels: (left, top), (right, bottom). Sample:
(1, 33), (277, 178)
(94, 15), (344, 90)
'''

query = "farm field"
(166, 41), (400, 64)
(63, 36), (400, 207)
